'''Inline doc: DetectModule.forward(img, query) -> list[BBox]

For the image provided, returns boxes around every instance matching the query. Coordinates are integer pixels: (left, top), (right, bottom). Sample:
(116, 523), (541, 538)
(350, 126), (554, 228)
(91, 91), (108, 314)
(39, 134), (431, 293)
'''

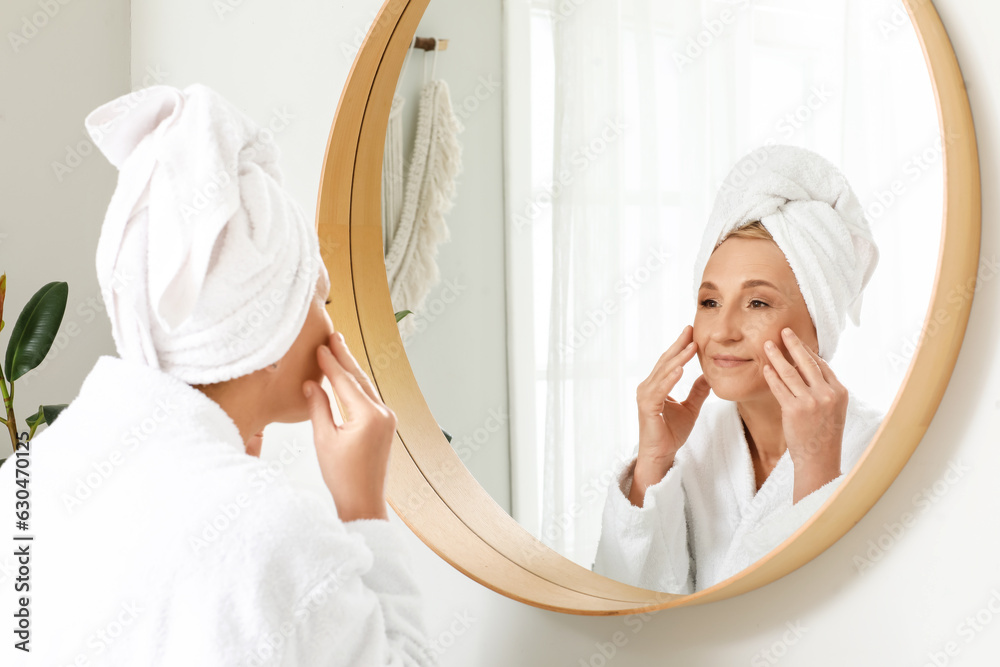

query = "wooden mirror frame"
(315, 0), (981, 614)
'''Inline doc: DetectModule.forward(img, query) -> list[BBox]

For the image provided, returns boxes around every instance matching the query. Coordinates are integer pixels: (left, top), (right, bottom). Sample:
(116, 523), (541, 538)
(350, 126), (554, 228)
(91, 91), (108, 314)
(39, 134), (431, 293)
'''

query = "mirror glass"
(380, 0), (941, 584)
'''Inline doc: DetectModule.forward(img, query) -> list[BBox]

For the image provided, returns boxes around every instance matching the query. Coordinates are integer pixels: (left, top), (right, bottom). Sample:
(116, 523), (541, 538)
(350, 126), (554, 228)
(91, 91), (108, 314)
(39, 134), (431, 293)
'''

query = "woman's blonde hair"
(721, 220), (773, 243)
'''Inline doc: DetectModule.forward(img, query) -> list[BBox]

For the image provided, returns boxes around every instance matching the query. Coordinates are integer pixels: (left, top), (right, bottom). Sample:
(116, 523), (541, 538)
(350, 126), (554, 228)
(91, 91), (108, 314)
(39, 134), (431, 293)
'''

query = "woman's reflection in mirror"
(593, 145), (884, 594)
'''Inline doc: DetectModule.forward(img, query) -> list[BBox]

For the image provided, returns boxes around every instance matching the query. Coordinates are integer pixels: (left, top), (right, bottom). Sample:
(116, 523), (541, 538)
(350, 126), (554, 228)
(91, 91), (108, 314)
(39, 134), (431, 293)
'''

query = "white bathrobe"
(0, 356), (436, 666)
(592, 394), (883, 594)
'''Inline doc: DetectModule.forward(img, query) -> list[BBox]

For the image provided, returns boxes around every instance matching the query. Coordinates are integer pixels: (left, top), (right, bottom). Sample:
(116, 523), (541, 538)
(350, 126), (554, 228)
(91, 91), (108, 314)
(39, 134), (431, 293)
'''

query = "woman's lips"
(712, 355), (751, 368)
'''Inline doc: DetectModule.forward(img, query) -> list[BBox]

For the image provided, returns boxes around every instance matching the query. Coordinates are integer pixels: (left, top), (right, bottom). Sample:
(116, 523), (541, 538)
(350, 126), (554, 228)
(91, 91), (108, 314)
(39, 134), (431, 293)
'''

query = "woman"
(0, 85), (435, 665)
(593, 145), (883, 594)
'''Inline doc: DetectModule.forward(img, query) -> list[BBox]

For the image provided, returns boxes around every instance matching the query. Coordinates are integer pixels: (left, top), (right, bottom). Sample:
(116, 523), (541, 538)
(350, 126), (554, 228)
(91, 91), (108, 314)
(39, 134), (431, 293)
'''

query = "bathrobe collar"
(719, 401), (793, 522)
(80, 354), (245, 453)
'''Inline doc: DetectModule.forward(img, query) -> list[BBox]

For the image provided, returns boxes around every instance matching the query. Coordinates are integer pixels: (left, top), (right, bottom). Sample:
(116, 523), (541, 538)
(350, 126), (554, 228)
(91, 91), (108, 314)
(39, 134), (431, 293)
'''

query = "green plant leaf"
(26, 404), (67, 439)
(43, 404), (67, 424)
(4, 281), (69, 382)
(25, 407), (44, 430)
(394, 310), (412, 323)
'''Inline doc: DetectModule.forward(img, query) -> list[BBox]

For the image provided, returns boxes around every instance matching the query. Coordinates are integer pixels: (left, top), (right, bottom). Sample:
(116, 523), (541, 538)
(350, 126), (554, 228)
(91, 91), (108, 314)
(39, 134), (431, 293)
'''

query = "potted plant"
(0, 273), (70, 467)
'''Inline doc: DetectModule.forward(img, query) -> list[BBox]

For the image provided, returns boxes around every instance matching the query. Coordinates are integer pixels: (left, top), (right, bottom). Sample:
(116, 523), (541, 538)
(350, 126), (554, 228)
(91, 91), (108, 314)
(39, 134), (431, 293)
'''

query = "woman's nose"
(710, 305), (744, 343)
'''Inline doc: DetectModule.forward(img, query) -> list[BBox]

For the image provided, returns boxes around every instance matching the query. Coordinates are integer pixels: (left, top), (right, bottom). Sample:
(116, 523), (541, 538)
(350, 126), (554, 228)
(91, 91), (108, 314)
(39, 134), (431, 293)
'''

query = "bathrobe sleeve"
(342, 519), (437, 665)
(592, 455), (694, 594)
(161, 480), (436, 667)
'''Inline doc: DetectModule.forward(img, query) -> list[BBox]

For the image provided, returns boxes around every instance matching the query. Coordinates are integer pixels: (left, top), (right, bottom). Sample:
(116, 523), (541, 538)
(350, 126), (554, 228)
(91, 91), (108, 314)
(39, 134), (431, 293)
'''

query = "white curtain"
(510, 0), (941, 568)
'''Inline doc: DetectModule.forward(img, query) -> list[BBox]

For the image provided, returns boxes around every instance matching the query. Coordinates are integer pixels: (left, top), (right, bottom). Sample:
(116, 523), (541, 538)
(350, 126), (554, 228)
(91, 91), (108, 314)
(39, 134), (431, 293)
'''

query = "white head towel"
(692, 144), (879, 360)
(85, 84), (330, 385)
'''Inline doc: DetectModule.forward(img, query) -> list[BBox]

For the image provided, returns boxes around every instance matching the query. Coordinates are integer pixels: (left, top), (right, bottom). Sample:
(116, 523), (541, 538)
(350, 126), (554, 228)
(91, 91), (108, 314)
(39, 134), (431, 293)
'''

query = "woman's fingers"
(803, 341), (845, 390)
(780, 328), (825, 387)
(316, 343), (381, 423)
(763, 338), (810, 397)
(303, 379), (338, 441)
(647, 325), (694, 379)
(648, 340), (698, 402)
(762, 363), (795, 405)
(681, 374), (712, 414)
(328, 332), (383, 405)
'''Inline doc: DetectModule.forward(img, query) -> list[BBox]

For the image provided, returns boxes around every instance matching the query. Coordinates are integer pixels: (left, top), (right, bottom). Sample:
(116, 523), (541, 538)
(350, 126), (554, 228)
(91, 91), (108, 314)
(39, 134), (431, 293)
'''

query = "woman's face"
(693, 237), (818, 403)
(267, 291), (335, 423)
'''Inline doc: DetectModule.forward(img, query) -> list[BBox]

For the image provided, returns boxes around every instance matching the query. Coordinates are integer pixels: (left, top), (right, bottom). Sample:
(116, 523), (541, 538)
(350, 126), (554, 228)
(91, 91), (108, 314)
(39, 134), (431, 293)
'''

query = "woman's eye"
(699, 299), (718, 308)
(749, 299), (769, 309)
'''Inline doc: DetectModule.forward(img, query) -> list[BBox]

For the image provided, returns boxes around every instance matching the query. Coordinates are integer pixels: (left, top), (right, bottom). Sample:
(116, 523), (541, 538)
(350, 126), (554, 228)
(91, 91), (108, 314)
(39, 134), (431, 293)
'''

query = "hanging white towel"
(384, 79), (463, 339)
(382, 94), (407, 254)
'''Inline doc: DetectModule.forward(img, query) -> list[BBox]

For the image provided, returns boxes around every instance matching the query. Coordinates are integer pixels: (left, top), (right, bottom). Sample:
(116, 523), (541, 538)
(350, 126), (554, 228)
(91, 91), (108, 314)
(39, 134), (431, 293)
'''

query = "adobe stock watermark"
(864, 125), (961, 225)
(7, 0), (76, 53)
(511, 117), (627, 233)
(214, 0), (253, 21)
(0, 552), (18, 589)
(751, 620), (809, 667)
(424, 610), (476, 661)
(853, 458), (970, 573)
(453, 74), (500, 121)
(920, 588), (1000, 667)
(524, 453), (633, 566)
(452, 406), (507, 463)
(339, 11), (378, 62)
(221, 250), (323, 355)
(52, 65), (170, 183)
(887, 254), (998, 371)
(394, 275), (468, 345)
(243, 566), (353, 666)
(715, 86), (837, 197)
(576, 598), (671, 667)
(18, 292), (115, 388)
(70, 601), (143, 664)
(339, 3), (406, 62)
(188, 438), (310, 555)
(398, 405), (505, 515)
(876, 0), (932, 40)
(60, 396), (180, 512)
(673, 0), (752, 72)
(559, 246), (671, 356)
(546, 0), (596, 24)
(159, 105), (296, 219)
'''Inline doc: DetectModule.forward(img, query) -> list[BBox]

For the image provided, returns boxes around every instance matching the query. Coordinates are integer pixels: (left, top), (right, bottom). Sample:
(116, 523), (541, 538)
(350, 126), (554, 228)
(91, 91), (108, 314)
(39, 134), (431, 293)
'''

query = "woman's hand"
(630, 325), (711, 507)
(762, 327), (847, 503)
(302, 332), (397, 522)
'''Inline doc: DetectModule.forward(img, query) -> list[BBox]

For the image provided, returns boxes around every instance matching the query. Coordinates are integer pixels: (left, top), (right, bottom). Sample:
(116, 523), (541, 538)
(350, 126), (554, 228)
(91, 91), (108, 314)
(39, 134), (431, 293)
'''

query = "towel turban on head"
(692, 144), (878, 361)
(85, 83), (330, 385)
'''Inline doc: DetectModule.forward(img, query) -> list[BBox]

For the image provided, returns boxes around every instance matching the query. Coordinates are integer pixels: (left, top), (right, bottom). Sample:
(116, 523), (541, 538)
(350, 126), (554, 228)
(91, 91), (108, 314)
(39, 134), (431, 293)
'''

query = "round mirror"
(316, 0), (980, 613)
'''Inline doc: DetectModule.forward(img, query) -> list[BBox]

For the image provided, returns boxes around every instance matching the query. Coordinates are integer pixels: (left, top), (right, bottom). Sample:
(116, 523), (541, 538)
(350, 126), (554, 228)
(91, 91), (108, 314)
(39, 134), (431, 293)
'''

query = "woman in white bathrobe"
(593, 145), (883, 595)
(0, 85), (436, 666)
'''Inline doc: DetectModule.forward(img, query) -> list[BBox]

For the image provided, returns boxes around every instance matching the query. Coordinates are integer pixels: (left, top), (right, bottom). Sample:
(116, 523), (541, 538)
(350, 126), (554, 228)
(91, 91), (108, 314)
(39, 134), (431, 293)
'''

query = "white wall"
(5, 0), (1000, 665)
(0, 0), (128, 461)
